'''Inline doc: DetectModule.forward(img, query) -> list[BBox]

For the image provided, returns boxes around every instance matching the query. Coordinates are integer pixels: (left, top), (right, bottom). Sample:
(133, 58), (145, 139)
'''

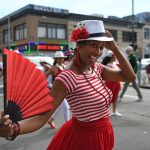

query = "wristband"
(6, 122), (20, 141)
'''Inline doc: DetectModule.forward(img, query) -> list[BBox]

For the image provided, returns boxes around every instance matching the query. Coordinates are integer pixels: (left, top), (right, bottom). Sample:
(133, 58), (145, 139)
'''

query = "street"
(0, 86), (150, 150)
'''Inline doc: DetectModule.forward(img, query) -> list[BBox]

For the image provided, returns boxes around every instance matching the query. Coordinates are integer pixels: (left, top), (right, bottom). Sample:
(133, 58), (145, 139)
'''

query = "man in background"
(119, 46), (143, 102)
(0, 57), (3, 77)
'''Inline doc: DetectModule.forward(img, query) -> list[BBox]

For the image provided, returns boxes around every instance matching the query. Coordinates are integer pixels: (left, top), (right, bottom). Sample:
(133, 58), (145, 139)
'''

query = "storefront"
(17, 42), (69, 56)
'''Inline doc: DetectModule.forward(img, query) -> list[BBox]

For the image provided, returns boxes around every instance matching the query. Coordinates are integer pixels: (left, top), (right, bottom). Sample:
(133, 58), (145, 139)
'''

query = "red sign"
(38, 44), (62, 51)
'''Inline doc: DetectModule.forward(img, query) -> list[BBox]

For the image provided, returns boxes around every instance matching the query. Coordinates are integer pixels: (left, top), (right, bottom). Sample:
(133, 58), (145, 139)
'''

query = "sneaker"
(136, 98), (143, 102)
(48, 120), (57, 128)
(111, 111), (123, 116)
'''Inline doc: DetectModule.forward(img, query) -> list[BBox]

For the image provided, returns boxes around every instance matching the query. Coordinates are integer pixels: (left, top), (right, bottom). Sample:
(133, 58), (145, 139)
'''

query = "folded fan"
(3, 49), (53, 123)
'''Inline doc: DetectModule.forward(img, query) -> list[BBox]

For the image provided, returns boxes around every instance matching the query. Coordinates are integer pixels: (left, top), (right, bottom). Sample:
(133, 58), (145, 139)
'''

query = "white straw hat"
(71, 20), (114, 42)
(54, 51), (66, 58)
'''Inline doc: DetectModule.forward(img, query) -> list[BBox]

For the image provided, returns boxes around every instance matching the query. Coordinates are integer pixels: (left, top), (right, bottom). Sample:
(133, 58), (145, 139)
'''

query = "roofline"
(0, 4), (144, 28)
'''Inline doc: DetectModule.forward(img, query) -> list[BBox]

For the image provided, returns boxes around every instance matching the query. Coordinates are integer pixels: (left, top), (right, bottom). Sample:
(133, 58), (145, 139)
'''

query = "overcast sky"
(0, 0), (149, 18)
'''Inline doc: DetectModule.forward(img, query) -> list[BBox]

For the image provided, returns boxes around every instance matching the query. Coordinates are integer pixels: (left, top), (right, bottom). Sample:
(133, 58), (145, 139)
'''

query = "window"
(38, 26), (46, 38)
(47, 26), (56, 38)
(122, 31), (137, 42)
(3, 28), (12, 44)
(38, 23), (66, 40)
(109, 30), (117, 41)
(3, 29), (8, 44)
(57, 28), (66, 39)
(144, 28), (150, 39)
(14, 24), (27, 41)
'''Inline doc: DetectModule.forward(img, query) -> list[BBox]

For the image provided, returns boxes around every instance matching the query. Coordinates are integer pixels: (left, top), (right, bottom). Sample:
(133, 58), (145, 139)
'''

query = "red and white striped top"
(55, 62), (113, 122)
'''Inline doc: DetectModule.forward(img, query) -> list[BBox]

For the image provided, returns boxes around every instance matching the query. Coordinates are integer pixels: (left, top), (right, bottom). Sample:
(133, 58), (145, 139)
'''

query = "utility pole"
(131, 0), (141, 85)
(131, 0), (136, 50)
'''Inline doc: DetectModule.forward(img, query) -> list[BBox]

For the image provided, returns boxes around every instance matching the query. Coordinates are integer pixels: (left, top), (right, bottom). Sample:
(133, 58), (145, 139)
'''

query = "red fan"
(2, 49), (53, 123)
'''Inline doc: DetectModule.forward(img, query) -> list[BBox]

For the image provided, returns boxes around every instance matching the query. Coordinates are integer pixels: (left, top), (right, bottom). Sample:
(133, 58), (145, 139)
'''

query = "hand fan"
(3, 49), (53, 123)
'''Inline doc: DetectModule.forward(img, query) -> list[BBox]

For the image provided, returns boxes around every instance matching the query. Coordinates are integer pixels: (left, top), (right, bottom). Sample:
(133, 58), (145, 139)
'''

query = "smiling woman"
(0, 20), (135, 150)
(74, 40), (104, 68)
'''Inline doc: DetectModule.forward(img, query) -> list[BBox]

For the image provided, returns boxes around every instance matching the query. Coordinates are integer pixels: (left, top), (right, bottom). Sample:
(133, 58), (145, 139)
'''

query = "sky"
(0, 0), (149, 18)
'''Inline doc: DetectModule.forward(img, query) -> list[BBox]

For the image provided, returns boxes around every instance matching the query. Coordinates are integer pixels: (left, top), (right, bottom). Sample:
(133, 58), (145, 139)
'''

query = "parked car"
(25, 56), (54, 71)
(141, 58), (150, 69)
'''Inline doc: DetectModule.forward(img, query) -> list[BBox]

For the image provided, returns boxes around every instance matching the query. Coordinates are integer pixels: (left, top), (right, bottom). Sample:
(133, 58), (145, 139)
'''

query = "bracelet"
(6, 122), (20, 141)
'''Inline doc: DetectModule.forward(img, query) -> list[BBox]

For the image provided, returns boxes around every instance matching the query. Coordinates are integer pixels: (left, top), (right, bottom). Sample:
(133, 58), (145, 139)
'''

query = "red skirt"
(47, 117), (114, 150)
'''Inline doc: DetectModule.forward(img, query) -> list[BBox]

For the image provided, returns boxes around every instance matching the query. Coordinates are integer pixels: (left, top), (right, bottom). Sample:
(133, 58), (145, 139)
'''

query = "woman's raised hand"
(105, 30), (119, 52)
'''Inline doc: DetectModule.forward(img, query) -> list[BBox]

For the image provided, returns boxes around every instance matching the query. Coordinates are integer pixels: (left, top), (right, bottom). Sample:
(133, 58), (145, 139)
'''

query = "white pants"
(51, 99), (70, 121)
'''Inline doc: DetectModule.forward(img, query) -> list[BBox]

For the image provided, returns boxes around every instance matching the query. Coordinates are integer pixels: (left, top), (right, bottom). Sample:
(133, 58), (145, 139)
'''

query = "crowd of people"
(0, 19), (145, 150)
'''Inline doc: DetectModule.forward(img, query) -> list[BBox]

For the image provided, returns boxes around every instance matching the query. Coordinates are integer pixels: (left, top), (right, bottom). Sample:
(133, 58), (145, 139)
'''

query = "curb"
(140, 85), (150, 89)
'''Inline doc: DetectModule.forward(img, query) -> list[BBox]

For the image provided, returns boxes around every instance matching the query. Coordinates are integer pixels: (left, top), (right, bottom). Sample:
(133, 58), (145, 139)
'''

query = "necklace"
(74, 62), (112, 108)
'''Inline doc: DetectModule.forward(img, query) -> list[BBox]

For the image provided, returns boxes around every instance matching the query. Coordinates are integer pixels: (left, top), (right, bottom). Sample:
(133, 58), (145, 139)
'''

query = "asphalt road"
(0, 86), (150, 150)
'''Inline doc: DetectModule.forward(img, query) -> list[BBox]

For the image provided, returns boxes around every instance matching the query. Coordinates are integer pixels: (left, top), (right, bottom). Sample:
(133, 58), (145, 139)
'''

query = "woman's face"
(79, 40), (105, 66)
(55, 57), (64, 65)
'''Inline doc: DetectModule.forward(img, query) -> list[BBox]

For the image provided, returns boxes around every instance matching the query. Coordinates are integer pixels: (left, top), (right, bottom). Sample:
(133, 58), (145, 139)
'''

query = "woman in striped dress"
(0, 20), (135, 150)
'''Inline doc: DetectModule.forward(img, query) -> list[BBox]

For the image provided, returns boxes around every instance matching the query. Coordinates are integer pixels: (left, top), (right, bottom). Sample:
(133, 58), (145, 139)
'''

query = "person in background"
(119, 46), (143, 102)
(102, 51), (122, 116)
(0, 20), (135, 150)
(145, 64), (150, 83)
(13, 47), (22, 55)
(137, 57), (142, 85)
(0, 57), (3, 77)
(64, 49), (74, 67)
(45, 51), (70, 128)
(40, 60), (53, 88)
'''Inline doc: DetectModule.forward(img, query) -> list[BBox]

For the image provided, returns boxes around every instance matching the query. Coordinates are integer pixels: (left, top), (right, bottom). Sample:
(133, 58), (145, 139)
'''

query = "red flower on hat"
(71, 26), (89, 42)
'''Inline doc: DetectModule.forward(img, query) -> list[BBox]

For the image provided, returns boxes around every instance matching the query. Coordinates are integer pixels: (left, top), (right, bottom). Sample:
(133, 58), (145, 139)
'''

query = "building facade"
(0, 4), (148, 58)
(124, 12), (150, 58)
